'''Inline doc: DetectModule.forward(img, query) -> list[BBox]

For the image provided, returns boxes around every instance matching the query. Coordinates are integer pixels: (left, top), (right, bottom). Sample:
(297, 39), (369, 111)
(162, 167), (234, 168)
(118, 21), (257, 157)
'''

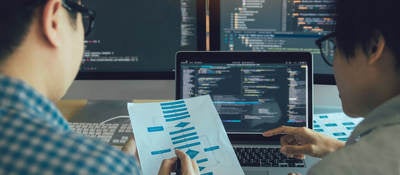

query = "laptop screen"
(176, 52), (312, 137)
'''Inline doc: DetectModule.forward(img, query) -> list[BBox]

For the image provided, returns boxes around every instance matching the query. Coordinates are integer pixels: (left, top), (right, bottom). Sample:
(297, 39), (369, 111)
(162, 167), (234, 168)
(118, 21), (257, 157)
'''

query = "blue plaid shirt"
(0, 75), (141, 174)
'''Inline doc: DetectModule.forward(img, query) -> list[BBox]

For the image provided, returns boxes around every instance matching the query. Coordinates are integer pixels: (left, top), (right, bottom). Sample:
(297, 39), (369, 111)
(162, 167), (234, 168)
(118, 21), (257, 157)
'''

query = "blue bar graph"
(147, 126), (164, 132)
(319, 115), (328, 119)
(175, 122), (190, 128)
(150, 100), (218, 174)
(161, 100), (185, 106)
(162, 108), (188, 114)
(346, 126), (355, 130)
(338, 138), (348, 141)
(173, 136), (200, 145)
(186, 149), (200, 159)
(161, 104), (186, 110)
(333, 132), (346, 136)
(343, 122), (355, 126)
(164, 111), (189, 118)
(222, 120), (241, 123)
(171, 132), (197, 140)
(197, 158), (209, 164)
(151, 149), (171, 155)
(165, 115), (190, 122)
(175, 142), (201, 150)
(170, 127), (196, 135)
(325, 123), (338, 127)
(204, 146), (220, 152)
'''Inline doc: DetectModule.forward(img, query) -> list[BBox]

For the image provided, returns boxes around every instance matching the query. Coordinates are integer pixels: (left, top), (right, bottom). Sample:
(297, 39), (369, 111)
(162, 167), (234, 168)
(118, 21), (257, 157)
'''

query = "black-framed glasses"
(62, 0), (96, 37)
(315, 32), (336, 67)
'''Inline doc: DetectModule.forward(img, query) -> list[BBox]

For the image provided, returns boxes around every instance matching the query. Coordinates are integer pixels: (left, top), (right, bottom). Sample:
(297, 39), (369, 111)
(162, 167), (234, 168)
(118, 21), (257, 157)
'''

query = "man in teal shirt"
(264, 0), (400, 174)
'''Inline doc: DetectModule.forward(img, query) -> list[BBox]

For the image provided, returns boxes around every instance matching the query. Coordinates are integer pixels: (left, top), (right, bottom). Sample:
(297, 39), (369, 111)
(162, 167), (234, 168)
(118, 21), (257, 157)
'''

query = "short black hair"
(335, 0), (400, 69)
(0, 0), (77, 62)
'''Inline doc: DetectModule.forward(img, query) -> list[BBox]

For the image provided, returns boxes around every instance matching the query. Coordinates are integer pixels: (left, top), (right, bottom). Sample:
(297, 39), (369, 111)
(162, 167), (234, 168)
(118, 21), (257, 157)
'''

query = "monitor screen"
(76, 0), (205, 80)
(210, 0), (336, 84)
(176, 52), (312, 134)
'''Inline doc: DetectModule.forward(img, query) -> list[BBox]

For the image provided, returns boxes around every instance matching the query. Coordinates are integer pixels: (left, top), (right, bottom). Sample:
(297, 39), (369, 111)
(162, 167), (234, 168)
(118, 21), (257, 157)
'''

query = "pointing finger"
(263, 126), (298, 137)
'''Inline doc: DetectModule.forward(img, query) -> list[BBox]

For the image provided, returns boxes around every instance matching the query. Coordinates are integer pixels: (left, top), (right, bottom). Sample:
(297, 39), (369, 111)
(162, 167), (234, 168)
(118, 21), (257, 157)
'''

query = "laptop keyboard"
(69, 122), (133, 147)
(234, 147), (305, 167)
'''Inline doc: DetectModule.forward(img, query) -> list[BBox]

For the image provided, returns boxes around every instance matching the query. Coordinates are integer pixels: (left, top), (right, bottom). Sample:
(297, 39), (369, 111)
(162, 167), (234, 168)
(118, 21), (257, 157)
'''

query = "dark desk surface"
(56, 99), (170, 121)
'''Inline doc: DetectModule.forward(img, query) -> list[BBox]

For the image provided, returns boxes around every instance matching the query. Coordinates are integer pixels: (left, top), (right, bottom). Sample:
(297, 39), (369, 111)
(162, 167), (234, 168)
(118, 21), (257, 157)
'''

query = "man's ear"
(368, 33), (385, 65)
(41, 0), (63, 48)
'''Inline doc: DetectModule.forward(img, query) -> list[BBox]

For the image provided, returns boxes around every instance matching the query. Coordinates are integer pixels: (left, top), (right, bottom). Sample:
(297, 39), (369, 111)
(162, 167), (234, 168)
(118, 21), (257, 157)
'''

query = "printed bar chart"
(128, 95), (244, 175)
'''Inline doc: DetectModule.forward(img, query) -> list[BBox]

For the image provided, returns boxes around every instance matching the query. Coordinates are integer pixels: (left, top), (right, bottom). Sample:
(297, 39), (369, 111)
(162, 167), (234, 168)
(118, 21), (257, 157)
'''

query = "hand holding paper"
(128, 95), (244, 175)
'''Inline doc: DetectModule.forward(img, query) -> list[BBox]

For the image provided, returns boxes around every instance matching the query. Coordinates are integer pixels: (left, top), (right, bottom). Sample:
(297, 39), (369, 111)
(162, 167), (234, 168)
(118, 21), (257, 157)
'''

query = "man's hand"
(288, 173), (301, 175)
(158, 150), (200, 175)
(263, 126), (345, 159)
(121, 135), (140, 166)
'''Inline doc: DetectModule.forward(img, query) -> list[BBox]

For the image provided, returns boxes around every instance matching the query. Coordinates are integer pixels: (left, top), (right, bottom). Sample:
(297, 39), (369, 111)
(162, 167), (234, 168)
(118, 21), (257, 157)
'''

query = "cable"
(100, 115), (130, 125)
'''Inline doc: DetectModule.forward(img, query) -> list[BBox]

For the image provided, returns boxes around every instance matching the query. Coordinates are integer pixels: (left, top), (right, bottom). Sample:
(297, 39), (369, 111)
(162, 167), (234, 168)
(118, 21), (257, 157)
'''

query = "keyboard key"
(234, 147), (305, 168)
(69, 122), (133, 146)
(279, 163), (288, 167)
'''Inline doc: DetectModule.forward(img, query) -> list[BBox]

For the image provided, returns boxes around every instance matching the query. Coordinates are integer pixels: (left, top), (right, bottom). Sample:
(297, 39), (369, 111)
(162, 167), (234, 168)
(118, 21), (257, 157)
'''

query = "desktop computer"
(209, 0), (337, 84)
(66, 0), (206, 148)
(65, 0), (358, 158)
(77, 0), (205, 80)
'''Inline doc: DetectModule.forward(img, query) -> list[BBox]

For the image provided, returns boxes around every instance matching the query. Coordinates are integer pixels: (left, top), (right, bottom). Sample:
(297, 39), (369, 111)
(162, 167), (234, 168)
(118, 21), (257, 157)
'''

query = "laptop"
(176, 51), (320, 175)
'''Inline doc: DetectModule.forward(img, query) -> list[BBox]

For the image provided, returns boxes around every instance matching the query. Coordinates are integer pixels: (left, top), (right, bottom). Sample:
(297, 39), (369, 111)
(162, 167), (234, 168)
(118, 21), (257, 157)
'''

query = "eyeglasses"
(62, 0), (96, 37)
(315, 32), (336, 67)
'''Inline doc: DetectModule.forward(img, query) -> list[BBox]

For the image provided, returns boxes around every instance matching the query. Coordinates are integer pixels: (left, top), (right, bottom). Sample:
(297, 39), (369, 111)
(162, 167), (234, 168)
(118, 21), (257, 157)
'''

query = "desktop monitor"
(76, 0), (206, 80)
(209, 0), (336, 84)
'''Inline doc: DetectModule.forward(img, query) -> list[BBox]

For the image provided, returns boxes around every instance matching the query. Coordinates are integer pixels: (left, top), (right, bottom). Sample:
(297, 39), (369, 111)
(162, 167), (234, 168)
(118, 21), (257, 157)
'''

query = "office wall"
(63, 80), (175, 100)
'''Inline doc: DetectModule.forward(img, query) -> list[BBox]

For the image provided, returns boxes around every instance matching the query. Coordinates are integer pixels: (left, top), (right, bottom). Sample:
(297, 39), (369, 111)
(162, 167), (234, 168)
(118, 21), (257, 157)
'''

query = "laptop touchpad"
(244, 170), (270, 175)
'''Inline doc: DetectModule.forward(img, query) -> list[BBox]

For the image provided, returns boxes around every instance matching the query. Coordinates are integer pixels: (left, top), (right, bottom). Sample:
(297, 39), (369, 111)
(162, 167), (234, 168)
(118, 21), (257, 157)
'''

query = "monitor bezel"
(175, 51), (313, 143)
(75, 0), (207, 80)
(209, 0), (336, 85)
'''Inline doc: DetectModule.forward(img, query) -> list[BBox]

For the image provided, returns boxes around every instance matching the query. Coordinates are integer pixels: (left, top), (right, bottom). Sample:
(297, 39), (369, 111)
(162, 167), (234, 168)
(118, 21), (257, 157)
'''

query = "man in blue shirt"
(0, 0), (199, 174)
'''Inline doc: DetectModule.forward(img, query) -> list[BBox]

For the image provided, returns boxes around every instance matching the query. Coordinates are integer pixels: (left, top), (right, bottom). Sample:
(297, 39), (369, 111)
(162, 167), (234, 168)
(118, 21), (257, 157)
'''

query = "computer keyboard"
(234, 147), (305, 167)
(69, 122), (133, 148)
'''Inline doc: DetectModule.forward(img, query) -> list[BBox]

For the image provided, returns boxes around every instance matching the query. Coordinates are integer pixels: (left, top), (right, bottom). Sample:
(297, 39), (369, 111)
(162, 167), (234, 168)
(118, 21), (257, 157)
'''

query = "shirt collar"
(0, 74), (70, 132)
(347, 94), (400, 145)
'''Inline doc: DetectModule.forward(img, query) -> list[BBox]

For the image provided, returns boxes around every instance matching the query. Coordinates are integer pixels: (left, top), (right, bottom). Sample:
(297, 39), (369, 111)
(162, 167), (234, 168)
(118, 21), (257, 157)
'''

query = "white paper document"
(313, 112), (364, 141)
(128, 95), (244, 175)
